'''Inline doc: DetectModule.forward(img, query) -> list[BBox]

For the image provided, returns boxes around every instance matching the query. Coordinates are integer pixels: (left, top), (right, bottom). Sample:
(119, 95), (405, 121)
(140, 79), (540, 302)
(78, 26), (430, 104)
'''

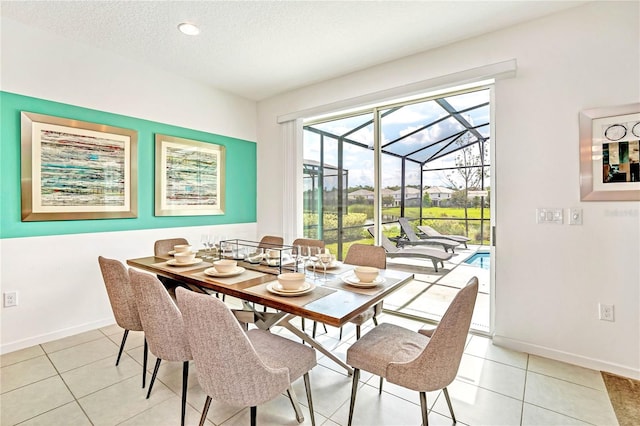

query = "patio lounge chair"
(398, 218), (460, 253)
(367, 227), (453, 272)
(417, 224), (471, 249)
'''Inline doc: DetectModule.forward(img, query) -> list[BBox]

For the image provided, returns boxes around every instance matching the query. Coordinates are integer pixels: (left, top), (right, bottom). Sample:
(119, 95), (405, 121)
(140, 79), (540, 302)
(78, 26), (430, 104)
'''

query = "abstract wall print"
(20, 112), (138, 221)
(155, 134), (225, 216)
(579, 104), (640, 201)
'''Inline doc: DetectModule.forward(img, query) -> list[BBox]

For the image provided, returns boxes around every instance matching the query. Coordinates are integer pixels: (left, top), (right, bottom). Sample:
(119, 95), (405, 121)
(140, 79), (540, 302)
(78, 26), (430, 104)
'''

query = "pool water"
(464, 252), (490, 270)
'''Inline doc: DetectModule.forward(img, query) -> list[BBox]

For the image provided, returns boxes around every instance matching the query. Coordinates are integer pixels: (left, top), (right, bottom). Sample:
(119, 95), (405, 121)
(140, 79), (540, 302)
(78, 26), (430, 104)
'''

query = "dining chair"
(292, 238), (326, 335)
(257, 235), (284, 249)
(175, 287), (317, 426)
(97, 256), (148, 388)
(341, 243), (387, 340)
(129, 269), (192, 426)
(346, 277), (479, 426)
(154, 238), (189, 289)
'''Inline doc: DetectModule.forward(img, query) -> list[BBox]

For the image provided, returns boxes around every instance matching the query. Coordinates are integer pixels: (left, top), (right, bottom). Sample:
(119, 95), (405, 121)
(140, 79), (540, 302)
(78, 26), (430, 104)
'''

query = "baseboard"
(1, 318), (115, 355)
(492, 335), (640, 380)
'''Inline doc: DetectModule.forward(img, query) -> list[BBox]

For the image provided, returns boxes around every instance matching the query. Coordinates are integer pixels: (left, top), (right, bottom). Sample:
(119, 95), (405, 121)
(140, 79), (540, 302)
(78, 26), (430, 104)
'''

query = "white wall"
(257, 2), (640, 378)
(0, 17), (259, 353)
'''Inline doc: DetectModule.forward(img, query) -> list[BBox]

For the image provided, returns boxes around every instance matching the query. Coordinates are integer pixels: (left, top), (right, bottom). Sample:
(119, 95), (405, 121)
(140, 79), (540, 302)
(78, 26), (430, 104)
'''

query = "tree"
(422, 191), (432, 207)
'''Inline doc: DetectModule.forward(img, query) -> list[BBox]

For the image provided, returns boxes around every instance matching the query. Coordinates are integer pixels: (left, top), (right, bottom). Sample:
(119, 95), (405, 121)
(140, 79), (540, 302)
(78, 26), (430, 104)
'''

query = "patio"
(382, 244), (491, 334)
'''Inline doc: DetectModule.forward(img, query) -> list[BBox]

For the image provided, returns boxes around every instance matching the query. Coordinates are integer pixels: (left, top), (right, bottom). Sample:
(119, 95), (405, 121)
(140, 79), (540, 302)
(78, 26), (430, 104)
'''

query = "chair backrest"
(129, 269), (191, 362)
(386, 277), (478, 391)
(367, 227), (399, 254)
(98, 256), (143, 332)
(418, 224), (439, 238)
(343, 244), (386, 269)
(398, 217), (420, 242)
(154, 238), (189, 257)
(257, 235), (284, 249)
(292, 238), (325, 250)
(175, 287), (290, 407)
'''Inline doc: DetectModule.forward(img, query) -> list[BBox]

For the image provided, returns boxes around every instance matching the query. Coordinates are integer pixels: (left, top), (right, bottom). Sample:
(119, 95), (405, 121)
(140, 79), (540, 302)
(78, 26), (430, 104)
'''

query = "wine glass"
(318, 249), (332, 281)
(200, 234), (210, 259)
(308, 246), (321, 280)
(300, 246), (311, 278)
(292, 245), (302, 272)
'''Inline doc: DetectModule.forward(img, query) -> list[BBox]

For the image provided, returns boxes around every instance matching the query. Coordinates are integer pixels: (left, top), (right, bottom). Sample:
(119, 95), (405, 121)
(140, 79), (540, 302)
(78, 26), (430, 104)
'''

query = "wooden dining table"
(126, 253), (414, 375)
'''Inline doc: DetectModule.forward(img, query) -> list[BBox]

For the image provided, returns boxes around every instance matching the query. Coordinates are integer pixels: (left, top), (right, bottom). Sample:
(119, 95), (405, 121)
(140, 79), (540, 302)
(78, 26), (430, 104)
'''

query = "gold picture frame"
(155, 134), (225, 216)
(21, 112), (138, 221)
(579, 103), (640, 201)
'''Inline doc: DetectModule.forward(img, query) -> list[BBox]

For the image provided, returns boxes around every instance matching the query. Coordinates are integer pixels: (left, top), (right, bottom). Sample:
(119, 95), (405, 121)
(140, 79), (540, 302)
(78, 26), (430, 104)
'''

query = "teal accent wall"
(0, 92), (257, 239)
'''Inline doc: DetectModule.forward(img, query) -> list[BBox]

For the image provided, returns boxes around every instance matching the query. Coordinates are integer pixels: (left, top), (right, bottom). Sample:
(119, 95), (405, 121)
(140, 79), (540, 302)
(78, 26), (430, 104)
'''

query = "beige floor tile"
(381, 278), (433, 310)
(99, 323), (122, 336)
(1, 355), (57, 393)
(105, 329), (146, 351)
(0, 376), (74, 425)
(118, 394), (210, 426)
(186, 383), (246, 425)
(402, 284), (458, 320)
(1, 345), (45, 367)
(18, 401), (92, 426)
(48, 337), (119, 373)
(465, 335), (529, 369)
(431, 379), (523, 425)
(61, 351), (142, 398)
(289, 365), (352, 419)
(330, 380), (425, 426)
(41, 329), (105, 353)
(363, 375), (441, 407)
(524, 371), (617, 425)
(457, 353), (526, 399)
(521, 403), (592, 425)
(222, 393), (327, 426)
(78, 375), (175, 426)
(528, 355), (607, 390)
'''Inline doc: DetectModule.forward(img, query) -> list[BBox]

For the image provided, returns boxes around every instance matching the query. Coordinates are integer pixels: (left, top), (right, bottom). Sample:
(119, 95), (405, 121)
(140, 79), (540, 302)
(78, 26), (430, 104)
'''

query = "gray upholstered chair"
(154, 237), (189, 257)
(129, 269), (192, 426)
(346, 277), (479, 426)
(257, 235), (284, 249)
(175, 287), (317, 426)
(342, 243), (387, 340)
(97, 256), (148, 388)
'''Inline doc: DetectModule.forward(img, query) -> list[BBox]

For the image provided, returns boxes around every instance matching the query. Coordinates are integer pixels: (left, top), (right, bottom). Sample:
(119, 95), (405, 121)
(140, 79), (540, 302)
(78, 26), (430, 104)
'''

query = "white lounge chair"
(417, 224), (471, 248)
(398, 218), (460, 252)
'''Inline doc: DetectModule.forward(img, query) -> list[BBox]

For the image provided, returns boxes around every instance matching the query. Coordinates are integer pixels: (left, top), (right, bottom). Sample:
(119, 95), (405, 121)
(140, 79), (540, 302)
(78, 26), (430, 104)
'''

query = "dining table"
(126, 250), (414, 376)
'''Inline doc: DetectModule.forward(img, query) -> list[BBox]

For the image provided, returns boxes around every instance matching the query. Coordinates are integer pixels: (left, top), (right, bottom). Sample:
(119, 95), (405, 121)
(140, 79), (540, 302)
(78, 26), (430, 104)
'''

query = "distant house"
(348, 189), (374, 202)
(391, 187), (421, 206)
(426, 186), (454, 206)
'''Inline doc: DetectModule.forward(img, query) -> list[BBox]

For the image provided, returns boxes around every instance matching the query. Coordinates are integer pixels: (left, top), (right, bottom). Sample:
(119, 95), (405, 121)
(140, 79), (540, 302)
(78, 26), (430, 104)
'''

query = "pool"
(464, 252), (490, 270)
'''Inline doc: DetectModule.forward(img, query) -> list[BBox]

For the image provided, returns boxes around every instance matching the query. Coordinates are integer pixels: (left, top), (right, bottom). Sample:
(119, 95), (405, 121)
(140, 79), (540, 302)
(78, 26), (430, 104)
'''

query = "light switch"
(536, 208), (563, 224)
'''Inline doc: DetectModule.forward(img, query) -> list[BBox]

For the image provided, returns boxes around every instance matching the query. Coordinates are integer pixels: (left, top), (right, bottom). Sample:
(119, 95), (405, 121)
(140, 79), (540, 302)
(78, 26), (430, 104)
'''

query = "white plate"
(274, 281), (311, 293)
(168, 250), (197, 256)
(341, 274), (385, 288)
(166, 258), (203, 267)
(266, 282), (315, 297)
(203, 266), (246, 277)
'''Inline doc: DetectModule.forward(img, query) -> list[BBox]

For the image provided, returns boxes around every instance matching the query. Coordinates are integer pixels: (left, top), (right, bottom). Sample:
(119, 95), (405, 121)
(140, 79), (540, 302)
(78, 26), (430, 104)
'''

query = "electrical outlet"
(3, 291), (18, 308)
(598, 303), (614, 321)
(569, 208), (583, 225)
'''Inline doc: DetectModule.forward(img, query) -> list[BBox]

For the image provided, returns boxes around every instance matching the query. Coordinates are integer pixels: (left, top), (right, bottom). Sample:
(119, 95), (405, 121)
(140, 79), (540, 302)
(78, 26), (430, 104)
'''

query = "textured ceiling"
(1, 1), (586, 101)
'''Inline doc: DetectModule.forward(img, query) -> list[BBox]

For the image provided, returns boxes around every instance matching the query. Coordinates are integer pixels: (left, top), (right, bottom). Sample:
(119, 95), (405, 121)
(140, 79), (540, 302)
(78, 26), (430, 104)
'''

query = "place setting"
(266, 272), (315, 297)
(340, 266), (386, 289)
(203, 259), (245, 278)
(162, 244), (207, 268)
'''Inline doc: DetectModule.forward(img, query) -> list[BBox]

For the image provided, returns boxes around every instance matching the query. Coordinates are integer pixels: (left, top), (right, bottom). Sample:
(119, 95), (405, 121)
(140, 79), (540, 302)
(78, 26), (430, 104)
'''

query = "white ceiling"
(1, 1), (586, 101)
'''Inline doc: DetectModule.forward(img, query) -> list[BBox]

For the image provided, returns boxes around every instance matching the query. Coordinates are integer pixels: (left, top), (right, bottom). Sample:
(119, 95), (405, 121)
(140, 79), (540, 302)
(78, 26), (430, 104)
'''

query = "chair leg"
(142, 338), (148, 388)
(146, 358), (162, 399)
(379, 376), (384, 394)
(303, 372), (316, 426)
(116, 329), (129, 366)
(339, 326), (343, 340)
(199, 396), (212, 426)
(373, 317), (378, 326)
(286, 386), (304, 423)
(356, 325), (361, 340)
(312, 321), (317, 338)
(347, 368), (360, 426)
(442, 387), (456, 423)
(419, 391), (429, 426)
(181, 361), (189, 426)
(250, 406), (257, 426)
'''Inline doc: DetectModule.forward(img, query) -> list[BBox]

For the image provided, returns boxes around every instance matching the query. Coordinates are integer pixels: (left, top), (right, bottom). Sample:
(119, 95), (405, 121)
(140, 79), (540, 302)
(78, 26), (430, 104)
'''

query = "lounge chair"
(398, 218), (460, 252)
(367, 227), (453, 272)
(417, 224), (471, 248)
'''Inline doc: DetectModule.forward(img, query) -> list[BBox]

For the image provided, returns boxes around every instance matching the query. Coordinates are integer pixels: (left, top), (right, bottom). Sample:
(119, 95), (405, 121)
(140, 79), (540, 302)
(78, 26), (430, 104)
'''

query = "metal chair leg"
(142, 338), (148, 388)
(420, 391), (429, 426)
(199, 396), (212, 426)
(303, 372), (316, 426)
(356, 325), (361, 340)
(347, 368), (360, 426)
(250, 406), (257, 426)
(379, 376), (384, 394)
(116, 329), (129, 366)
(146, 358), (162, 399)
(443, 387), (456, 423)
(181, 361), (189, 426)
(286, 386), (304, 423)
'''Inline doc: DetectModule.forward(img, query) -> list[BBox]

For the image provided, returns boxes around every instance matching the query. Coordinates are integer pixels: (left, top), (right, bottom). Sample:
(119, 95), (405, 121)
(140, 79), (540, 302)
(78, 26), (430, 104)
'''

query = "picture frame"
(20, 111), (138, 221)
(155, 134), (225, 216)
(579, 103), (640, 201)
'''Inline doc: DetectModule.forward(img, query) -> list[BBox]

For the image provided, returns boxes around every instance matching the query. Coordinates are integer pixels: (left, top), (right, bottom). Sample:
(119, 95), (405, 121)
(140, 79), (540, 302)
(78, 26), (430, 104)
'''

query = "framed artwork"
(20, 112), (138, 221)
(579, 103), (640, 201)
(155, 134), (225, 216)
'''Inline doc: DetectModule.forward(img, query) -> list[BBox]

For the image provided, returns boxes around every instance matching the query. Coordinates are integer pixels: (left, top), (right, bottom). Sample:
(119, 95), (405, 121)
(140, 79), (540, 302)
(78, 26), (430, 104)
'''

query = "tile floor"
(1, 306), (618, 426)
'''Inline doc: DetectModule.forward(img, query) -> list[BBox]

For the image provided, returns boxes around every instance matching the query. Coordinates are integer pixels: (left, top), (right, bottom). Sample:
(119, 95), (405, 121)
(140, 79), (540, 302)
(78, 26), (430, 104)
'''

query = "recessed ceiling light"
(178, 22), (200, 36)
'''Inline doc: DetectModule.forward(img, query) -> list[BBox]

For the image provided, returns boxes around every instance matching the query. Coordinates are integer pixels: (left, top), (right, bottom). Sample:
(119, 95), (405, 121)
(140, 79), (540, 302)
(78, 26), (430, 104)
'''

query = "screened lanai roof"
(304, 88), (490, 169)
